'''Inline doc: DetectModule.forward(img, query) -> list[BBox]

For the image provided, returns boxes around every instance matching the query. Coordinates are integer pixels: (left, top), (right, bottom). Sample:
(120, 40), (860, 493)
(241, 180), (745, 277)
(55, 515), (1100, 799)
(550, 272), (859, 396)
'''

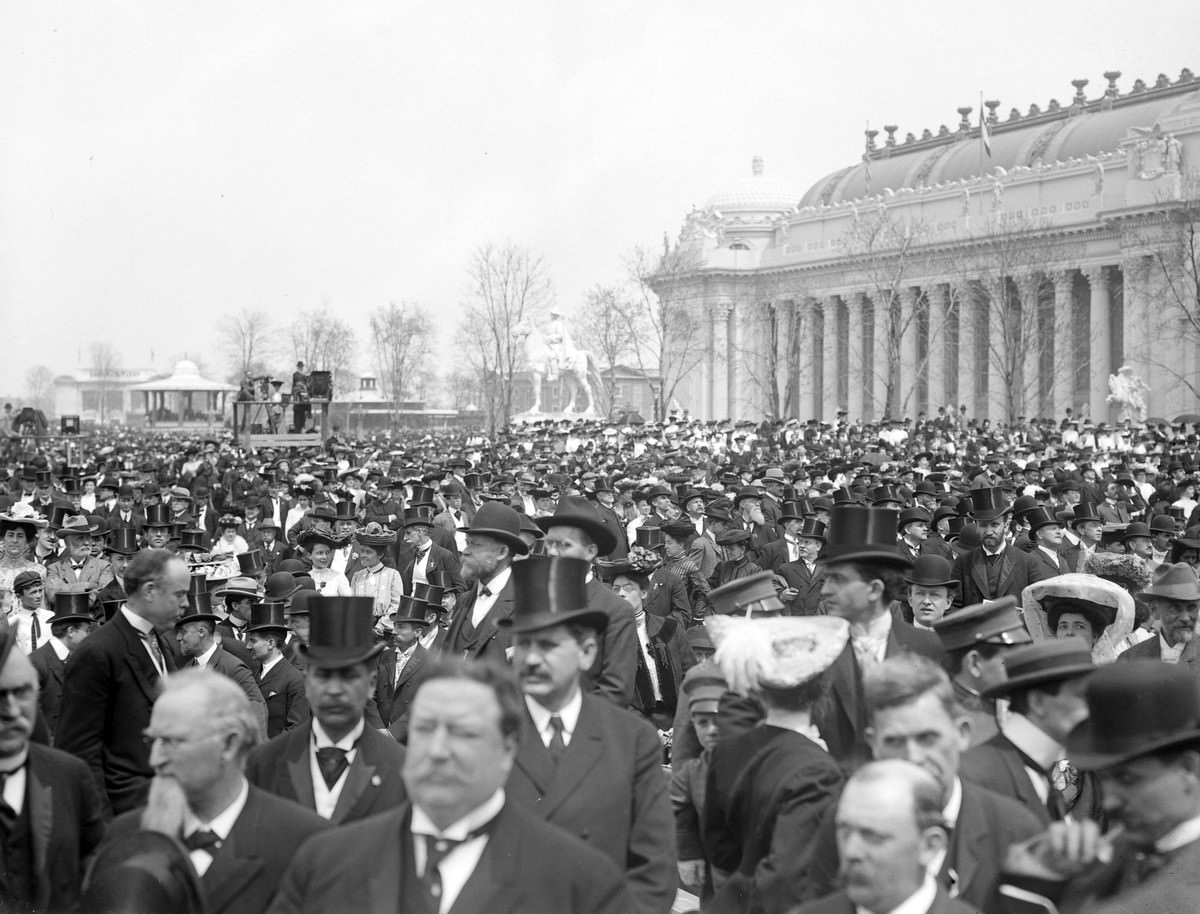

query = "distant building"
(327, 376), (459, 432)
(53, 366), (159, 423)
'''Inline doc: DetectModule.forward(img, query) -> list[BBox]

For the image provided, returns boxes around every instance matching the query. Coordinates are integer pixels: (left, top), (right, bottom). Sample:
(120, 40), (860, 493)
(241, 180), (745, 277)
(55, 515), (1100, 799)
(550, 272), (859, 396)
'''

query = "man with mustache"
(1118, 563), (1200, 665)
(951, 487), (1049, 607)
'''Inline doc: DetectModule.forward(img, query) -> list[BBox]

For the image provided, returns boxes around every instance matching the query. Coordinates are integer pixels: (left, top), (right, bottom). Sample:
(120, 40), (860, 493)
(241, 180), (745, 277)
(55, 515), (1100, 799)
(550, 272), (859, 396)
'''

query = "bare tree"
(441, 370), (485, 412)
(459, 242), (554, 434)
(218, 308), (275, 381)
(571, 285), (637, 418)
(730, 272), (817, 421)
(290, 307), (357, 395)
(369, 302), (434, 416)
(628, 241), (707, 421)
(88, 341), (122, 423)
(23, 366), (55, 416)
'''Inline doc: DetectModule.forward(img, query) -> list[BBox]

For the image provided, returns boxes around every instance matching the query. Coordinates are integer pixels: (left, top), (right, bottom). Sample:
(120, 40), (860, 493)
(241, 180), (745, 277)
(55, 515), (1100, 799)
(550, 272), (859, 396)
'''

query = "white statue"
(1107, 365), (1150, 422)
(514, 313), (598, 416)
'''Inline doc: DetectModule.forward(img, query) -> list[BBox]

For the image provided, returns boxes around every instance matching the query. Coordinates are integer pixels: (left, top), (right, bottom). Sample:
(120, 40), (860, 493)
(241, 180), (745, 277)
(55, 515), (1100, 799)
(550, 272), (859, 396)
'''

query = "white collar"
(184, 777), (249, 841)
(395, 641), (418, 661)
(857, 873), (938, 914)
(48, 635), (70, 661)
(1160, 633), (1186, 661)
(260, 654), (284, 676)
(195, 642), (219, 668)
(943, 777), (963, 825)
(849, 610), (892, 642)
(411, 789), (506, 840)
(312, 716), (364, 751)
(120, 605), (156, 637)
(479, 565), (511, 595)
(1002, 713), (1065, 771)
(1156, 813), (1200, 853)
(524, 689), (583, 739)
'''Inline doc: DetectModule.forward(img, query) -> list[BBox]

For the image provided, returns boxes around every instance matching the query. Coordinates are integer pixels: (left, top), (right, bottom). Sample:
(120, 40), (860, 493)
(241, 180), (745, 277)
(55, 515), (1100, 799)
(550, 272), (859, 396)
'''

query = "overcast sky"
(1, 0), (1197, 395)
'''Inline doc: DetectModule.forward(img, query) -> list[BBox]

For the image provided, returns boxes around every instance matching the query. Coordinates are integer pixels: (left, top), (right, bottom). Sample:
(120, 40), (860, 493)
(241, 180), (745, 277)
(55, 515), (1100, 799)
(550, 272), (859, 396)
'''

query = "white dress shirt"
(1001, 713), (1064, 805)
(1160, 633), (1186, 664)
(1156, 813), (1200, 853)
(634, 612), (663, 701)
(310, 718), (364, 819)
(925, 778), (963, 884)
(0, 749), (29, 816)
(47, 635), (69, 662)
(182, 777), (249, 877)
(11, 607), (53, 655)
(121, 606), (167, 676)
(411, 789), (506, 914)
(849, 611), (892, 668)
(193, 642), (219, 669)
(470, 567), (511, 628)
(259, 654), (284, 679)
(524, 689), (582, 749)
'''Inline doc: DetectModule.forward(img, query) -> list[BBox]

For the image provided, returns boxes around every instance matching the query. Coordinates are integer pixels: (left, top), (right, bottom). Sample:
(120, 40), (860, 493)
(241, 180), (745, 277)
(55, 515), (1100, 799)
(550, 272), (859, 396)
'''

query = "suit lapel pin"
(370, 774), (382, 787)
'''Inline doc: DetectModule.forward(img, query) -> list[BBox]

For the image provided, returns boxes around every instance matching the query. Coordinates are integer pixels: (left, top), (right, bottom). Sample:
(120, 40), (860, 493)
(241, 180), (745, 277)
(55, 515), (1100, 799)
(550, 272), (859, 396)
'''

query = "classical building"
(664, 69), (1200, 424)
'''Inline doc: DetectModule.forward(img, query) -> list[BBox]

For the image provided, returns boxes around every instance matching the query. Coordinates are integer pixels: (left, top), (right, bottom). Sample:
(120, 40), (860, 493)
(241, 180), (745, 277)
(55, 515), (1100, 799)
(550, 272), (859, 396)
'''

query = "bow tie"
(183, 829), (223, 854)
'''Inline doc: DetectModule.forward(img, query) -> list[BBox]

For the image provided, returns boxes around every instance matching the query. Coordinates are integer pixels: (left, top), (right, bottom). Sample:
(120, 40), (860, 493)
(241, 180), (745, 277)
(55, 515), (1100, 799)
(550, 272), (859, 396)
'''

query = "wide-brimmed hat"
(535, 496), (617, 555)
(817, 504), (912, 568)
(1066, 662), (1200, 769)
(455, 502), (528, 555)
(79, 831), (206, 914)
(50, 592), (94, 626)
(354, 522), (396, 547)
(1142, 562), (1200, 601)
(296, 529), (348, 552)
(58, 515), (99, 537)
(932, 595), (1032, 651)
(0, 504), (49, 535)
(705, 613), (849, 694)
(301, 597), (385, 666)
(967, 487), (1012, 522)
(1043, 595), (1117, 633)
(732, 486), (762, 506)
(498, 555), (607, 634)
(716, 529), (753, 548)
(981, 640), (1095, 698)
(904, 555), (957, 588)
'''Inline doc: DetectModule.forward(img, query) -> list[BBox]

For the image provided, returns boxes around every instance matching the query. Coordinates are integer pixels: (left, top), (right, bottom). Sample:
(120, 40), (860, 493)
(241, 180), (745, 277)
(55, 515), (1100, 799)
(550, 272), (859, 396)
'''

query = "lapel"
(286, 727), (317, 809)
(994, 738), (1049, 823)
(828, 643), (860, 731)
(540, 697), (604, 818)
(26, 751), (54, 907)
(513, 711), (556, 798)
(204, 789), (267, 913)
(114, 615), (162, 704)
(968, 550), (990, 599)
(448, 806), (524, 914)
(330, 736), (379, 824)
(395, 646), (427, 689)
(364, 815), (405, 912)
(949, 784), (988, 900)
(995, 549), (1017, 595)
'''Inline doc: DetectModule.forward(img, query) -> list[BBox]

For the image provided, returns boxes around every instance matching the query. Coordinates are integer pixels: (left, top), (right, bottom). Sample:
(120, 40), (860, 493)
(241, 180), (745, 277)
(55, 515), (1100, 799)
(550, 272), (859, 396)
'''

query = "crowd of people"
(0, 408), (1199, 913)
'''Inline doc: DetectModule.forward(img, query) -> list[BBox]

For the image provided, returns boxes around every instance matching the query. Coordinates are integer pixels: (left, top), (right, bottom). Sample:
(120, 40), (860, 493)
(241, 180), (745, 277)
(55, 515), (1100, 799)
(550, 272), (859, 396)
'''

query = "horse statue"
(514, 313), (599, 416)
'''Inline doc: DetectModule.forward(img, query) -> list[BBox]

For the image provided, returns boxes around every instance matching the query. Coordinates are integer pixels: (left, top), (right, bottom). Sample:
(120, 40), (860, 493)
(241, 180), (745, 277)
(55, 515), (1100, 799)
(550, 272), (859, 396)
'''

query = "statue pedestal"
(512, 408), (598, 425)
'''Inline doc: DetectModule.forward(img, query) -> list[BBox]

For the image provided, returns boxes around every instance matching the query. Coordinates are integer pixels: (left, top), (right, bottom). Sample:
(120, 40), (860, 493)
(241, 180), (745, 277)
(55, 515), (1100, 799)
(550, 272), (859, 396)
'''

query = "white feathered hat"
(705, 614), (849, 695)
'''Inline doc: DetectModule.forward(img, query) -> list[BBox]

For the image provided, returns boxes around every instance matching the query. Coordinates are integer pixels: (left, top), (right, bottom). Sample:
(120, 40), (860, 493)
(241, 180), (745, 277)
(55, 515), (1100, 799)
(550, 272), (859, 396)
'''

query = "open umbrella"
(1173, 414), (1200, 424)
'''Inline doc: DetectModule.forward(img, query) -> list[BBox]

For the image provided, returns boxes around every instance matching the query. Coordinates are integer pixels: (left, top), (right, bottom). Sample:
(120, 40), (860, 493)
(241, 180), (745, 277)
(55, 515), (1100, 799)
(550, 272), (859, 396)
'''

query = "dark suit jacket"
(259, 539), (294, 575)
(105, 508), (145, 536)
(201, 646), (267, 731)
(107, 785), (329, 914)
(506, 693), (676, 914)
(816, 610), (944, 769)
(792, 885), (980, 914)
(95, 577), (128, 610)
(595, 503), (629, 561)
(264, 800), (632, 914)
(56, 610), (176, 815)
(399, 542), (465, 595)
(444, 574), (515, 662)
(952, 545), (1049, 607)
(757, 538), (794, 572)
(30, 641), (66, 739)
(1027, 545), (1071, 578)
(18, 743), (108, 913)
(254, 657), (309, 739)
(378, 644), (429, 742)
(582, 577), (638, 708)
(645, 566), (692, 628)
(778, 560), (823, 615)
(244, 723), (407, 825)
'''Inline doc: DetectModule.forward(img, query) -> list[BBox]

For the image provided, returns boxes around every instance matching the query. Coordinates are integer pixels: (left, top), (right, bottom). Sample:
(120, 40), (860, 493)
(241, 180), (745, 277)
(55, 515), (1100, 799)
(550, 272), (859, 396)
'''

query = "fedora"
(460, 502), (529, 555)
(212, 576), (262, 600)
(498, 556), (607, 634)
(301, 597), (385, 666)
(904, 555), (957, 588)
(105, 529), (140, 556)
(58, 515), (99, 537)
(237, 550), (266, 576)
(967, 487), (1012, 522)
(535, 496), (617, 555)
(51, 592), (94, 625)
(1142, 562), (1200, 601)
(708, 571), (785, 617)
(1066, 662), (1200, 769)
(981, 640), (1095, 698)
(247, 602), (290, 633)
(817, 504), (912, 568)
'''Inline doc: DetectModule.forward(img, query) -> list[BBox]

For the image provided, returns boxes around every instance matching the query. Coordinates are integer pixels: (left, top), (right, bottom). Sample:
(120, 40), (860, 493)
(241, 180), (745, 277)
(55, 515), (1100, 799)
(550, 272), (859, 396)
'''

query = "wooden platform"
(241, 433), (324, 449)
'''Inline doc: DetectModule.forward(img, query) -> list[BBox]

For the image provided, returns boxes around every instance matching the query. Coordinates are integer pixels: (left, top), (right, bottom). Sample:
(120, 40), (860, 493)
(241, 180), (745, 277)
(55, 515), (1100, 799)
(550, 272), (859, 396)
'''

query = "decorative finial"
(883, 125), (898, 147)
(957, 106), (973, 131)
(984, 100), (1000, 124)
(1008, 107), (1022, 121)
(1047, 98), (1061, 112)
(1071, 78), (1089, 104)
(1103, 70), (1121, 97)
(1180, 68), (1195, 84)
(865, 129), (879, 151)
(1155, 73), (1170, 89)
(752, 156), (764, 177)
(1131, 77), (1147, 93)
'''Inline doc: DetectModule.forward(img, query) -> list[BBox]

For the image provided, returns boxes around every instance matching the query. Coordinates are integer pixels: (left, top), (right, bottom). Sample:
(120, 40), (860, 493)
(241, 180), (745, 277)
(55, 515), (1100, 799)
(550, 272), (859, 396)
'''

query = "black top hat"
(818, 504), (912, 568)
(79, 831), (206, 914)
(1069, 502), (1101, 527)
(389, 595), (432, 627)
(411, 581), (445, 607)
(535, 497), (617, 555)
(778, 500), (811, 522)
(708, 570), (785, 616)
(795, 518), (826, 542)
(981, 640), (1095, 698)
(101, 599), (124, 622)
(499, 556), (607, 634)
(143, 504), (173, 528)
(1066, 662), (1200, 770)
(301, 597), (385, 666)
(1023, 505), (1062, 534)
(461, 503), (530, 555)
(635, 526), (665, 550)
(904, 555), (957, 588)
(870, 484), (903, 506)
(408, 486), (438, 507)
(401, 505), (437, 529)
(51, 592), (94, 626)
(247, 601), (290, 633)
(105, 528), (140, 555)
(967, 487), (1012, 522)
(178, 529), (208, 552)
(334, 501), (358, 521)
(237, 550), (266, 576)
(48, 505), (72, 531)
(176, 592), (221, 627)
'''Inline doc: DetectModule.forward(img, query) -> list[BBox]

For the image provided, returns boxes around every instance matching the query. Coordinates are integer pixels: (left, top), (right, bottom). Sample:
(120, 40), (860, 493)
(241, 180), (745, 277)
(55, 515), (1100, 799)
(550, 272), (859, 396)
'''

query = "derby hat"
(105, 529), (140, 555)
(708, 570), (785, 617)
(277, 558), (310, 576)
(143, 504), (173, 528)
(389, 595), (433, 627)
(264, 571), (300, 601)
(285, 589), (316, 617)
(1149, 514), (1177, 535)
(1011, 495), (1041, 519)
(58, 515), (99, 537)
(705, 613), (849, 693)
(459, 503), (529, 555)
(897, 506), (932, 531)
(1024, 505), (1062, 533)
(1069, 502), (1102, 527)
(499, 555), (607, 634)
(1066, 662), (1200, 770)
(904, 555), (958, 588)
(51, 592), (94, 626)
(932, 595), (1032, 651)
(536, 496), (617, 555)
(301, 597), (385, 666)
(247, 601), (290, 633)
(212, 576), (262, 600)
(237, 550), (266, 576)
(644, 484), (675, 503)
(981, 639), (1095, 698)
(79, 831), (206, 914)
(1120, 521), (1153, 542)
(354, 522), (396, 548)
(967, 487), (1012, 522)
(1142, 562), (1200, 601)
(817, 504), (913, 568)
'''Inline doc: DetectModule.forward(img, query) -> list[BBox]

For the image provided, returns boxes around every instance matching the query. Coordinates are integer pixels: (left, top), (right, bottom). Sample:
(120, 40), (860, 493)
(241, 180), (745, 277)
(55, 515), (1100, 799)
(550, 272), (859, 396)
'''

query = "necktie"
(145, 633), (165, 675)
(184, 829), (223, 853)
(0, 767), (22, 832)
(479, 586), (491, 598)
(30, 615), (41, 650)
(422, 834), (463, 905)
(316, 747), (349, 788)
(548, 715), (567, 763)
(189, 658), (201, 668)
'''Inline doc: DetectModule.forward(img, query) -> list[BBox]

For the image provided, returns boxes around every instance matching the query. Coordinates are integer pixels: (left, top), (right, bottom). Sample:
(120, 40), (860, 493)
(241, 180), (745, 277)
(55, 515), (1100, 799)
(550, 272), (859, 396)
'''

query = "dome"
(706, 157), (799, 214)
(174, 359), (201, 376)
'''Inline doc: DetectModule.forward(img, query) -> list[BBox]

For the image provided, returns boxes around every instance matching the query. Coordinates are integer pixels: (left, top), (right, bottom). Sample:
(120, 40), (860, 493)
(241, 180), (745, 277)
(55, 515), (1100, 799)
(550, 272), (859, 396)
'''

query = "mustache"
(140, 776), (189, 837)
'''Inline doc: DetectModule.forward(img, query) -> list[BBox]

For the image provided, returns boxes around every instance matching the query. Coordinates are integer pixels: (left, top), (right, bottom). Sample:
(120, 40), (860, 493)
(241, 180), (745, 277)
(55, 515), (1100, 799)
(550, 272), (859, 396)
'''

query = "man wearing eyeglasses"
(103, 669), (329, 914)
(57, 549), (187, 816)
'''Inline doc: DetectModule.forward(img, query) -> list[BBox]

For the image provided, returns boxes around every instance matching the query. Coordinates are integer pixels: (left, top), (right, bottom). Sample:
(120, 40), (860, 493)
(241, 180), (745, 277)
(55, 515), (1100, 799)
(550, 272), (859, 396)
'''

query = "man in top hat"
(0, 628), (106, 912)
(1059, 502), (1104, 574)
(1024, 505), (1072, 577)
(97, 527), (139, 609)
(442, 503), (529, 662)
(398, 506), (464, 597)
(378, 596), (433, 744)
(756, 499), (811, 572)
(904, 555), (958, 631)
(1000, 662), (1200, 913)
(588, 479), (630, 561)
(503, 556), (675, 914)
(103, 668), (330, 914)
(961, 640), (1101, 826)
(245, 597), (408, 825)
(1118, 562), (1200, 667)
(537, 497), (639, 707)
(103, 484), (146, 536)
(701, 603), (849, 914)
(950, 487), (1049, 607)
(42, 515), (112, 608)
(896, 506), (933, 565)
(57, 548), (186, 816)
(775, 517), (827, 617)
(176, 589), (268, 735)
(266, 658), (632, 914)
(242, 603), (307, 739)
(30, 591), (95, 740)
(141, 504), (175, 550)
(933, 597), (1033, 746)
(9, 570), (54, 656)
(815, 505), (944, 768)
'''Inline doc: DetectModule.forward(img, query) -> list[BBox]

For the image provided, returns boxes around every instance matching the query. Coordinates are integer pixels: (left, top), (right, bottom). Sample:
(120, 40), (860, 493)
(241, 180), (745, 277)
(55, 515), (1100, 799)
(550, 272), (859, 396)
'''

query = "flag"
(980, 108), (992, 158)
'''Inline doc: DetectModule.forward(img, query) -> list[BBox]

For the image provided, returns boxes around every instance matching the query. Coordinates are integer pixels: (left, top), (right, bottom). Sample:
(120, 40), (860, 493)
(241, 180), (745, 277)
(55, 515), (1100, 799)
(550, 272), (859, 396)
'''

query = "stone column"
(1051, 269), (1076, 420)
(926, 284), (948, 415)
(727, 301), (742, 417)
(982, 278), (1006, 424)
(796, 298), (816, 420)
(710, 303), (731, 419)
(1014, 272), (1042, 420)
(1085, 266), (1112, 422)
(898, 286), (920, 416)
(955, 284), (977, 417)
(846, 293), (866, 423)
(872, 292), (890, 419)
(821, 297), (839, 424)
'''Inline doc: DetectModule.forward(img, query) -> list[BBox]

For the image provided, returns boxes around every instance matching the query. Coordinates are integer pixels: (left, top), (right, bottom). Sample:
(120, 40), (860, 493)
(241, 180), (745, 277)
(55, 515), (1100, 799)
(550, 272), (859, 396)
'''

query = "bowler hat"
(732, 486), (762, 506)
(51, 592), (94, 625)
(1150, 514), (1177, 535)
(536, 496), (617, 555)
(708, 571), (785, 617)
(1120, 522), (1153, 542)
(818, 504), (912, 568)
(1142, 562), (1200, 601)
(967, 487), (1012, 522)
(1066, 662), (1200, 769)
(105, 529), (139, 556)
(301, 597), (385, 666)
(904, 555), (957, 588)
(897, 506), (932, 531)
(933, 595), (1032, 651)
(247, 601), (290, 633)
(264, 571), (300, 601)
(459, 503), (529, 555)
(981, 640), (1095, 698)
(499, 555), (606, 634)
(286, 589), (316, 617)
(237, 550), (266, 576)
